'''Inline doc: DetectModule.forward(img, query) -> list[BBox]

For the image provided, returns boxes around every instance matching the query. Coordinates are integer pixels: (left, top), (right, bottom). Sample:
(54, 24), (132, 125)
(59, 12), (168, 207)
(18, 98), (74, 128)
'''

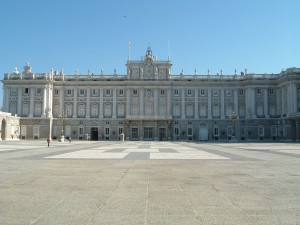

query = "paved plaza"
(0, 140), (299, 225)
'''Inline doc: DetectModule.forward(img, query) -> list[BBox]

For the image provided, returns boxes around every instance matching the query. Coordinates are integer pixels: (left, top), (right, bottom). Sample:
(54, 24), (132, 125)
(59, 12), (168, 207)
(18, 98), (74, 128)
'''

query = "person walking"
(47, 137), (50, 147)
(69, 137), (72, 143)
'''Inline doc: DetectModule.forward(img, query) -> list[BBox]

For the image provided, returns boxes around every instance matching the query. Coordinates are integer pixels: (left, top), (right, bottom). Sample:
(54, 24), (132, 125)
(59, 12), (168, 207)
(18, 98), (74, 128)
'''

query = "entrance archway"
(1, 119), (6, 140)
(91, 127), (98, 140)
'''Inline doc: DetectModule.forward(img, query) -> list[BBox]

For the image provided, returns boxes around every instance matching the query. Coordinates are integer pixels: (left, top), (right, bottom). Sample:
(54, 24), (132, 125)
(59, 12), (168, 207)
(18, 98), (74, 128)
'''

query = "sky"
(0, 0), (299, 108)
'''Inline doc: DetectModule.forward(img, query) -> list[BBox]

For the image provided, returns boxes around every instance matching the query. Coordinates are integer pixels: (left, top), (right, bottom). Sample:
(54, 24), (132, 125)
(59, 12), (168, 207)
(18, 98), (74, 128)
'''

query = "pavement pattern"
(0, 140), (299, 225)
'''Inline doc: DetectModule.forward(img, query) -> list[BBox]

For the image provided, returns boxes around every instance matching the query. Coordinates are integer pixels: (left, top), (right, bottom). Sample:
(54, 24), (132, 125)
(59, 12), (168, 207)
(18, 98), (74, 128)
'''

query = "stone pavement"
(0, 140), (299, 225)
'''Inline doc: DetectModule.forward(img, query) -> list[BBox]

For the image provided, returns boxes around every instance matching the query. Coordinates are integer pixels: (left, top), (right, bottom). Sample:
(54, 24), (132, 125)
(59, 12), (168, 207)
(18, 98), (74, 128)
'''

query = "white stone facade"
(0, 111), (20, 140)
(2, 48), (300, 141)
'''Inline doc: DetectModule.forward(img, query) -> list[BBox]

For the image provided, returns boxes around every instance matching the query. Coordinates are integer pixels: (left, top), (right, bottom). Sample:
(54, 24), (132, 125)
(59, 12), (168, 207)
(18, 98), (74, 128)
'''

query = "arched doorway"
(1, 119), (6, 140)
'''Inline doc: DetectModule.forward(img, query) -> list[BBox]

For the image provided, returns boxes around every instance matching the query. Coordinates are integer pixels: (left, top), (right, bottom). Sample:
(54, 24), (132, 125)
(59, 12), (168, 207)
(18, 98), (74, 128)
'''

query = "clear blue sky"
(1, 0), (299, 108)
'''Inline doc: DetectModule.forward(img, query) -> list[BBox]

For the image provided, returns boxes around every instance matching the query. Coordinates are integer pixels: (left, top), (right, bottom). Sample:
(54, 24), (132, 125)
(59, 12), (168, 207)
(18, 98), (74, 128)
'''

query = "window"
(174, 89), (179, 95)
(66, 106), (72, 116)
(36, 88), (42, 95)
(186, 105), (193, 117)
(34, 103), (42, 116)
(160, 89), (165, 95)
(258, 126), (264, 136)
(24, 88), (29, 94)
(79, 127), (84, 135)
(104, 104), (112, 117)
(119, 89), (124, 95)
(23, 103), (29, 115)
(213, 106), (220, 117)
(105, 128), (110, 136)
(119, 128), (123, 135)
(54, 89), (59, 95)
(257, 105), (263, 116)
(133, 89), (138, 95)
(269, 88), (274, 95)
(159, 106), (166, 115)
(256, 88), (262, 94)
(271, 126), (277, 136)
(91, 106), (98, 117)
(92, 89), (98, 96)
(131, 105), (139, 115)
(174, 127), (179, 135)
(227, 127), (232, 136)
(225, 89), (232, 96)
(105, 89), (111, 95)
(10, 88), (17, 95)
(213, 89), (218, 96)
(200, 89), (205, 96)
(78, 105), (85, 117)
(187, 128), (193, 136)
(239, 89), (244, 95)
(79, 89), (85, 95)
(187, 89), (192, 96)
(117, 104), (125, 117)
(132, 128), (138, 138)
(67, 89), (72, 95)
(173, 105), (180, 116)
(214, 127), (219, 136)
(106, 121), (110, 124)
(225, 107), (233, 117)
(200, 106), (207, 117)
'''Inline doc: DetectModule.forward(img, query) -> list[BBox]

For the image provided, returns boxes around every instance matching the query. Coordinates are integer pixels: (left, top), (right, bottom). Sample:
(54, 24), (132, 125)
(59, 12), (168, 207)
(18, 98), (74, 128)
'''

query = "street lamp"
(58, 112), (66, 142)
(229, 111), (238, 139)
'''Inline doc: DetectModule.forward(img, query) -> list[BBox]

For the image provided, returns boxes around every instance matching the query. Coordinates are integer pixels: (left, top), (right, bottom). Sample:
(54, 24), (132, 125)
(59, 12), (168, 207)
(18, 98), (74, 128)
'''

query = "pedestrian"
(69, 137), (72, 143)
(47, 137), (50, 147)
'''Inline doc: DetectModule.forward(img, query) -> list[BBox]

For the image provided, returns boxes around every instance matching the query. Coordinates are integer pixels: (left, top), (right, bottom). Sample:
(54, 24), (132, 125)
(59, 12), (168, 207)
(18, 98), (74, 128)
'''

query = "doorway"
(144, 127), (153, 140)
(159, 128), (166, 141)
(91, 127), (98, 140)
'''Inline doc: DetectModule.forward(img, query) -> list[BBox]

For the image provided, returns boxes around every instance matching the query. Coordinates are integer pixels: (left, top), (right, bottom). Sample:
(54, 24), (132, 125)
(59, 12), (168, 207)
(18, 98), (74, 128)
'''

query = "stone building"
(1, 47), (300, 141)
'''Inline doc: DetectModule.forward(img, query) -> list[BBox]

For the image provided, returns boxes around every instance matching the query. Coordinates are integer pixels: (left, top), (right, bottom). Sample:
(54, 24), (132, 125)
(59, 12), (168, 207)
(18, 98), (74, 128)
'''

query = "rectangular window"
(80, 89), (85, 95)
(258, 126), (264, 136)
(239, 89), (244, 95)
(92, 89), (98, 96)
(269, 88), (274, 95)
(174, 89), (179, 95)
(133, 89), (138, 95)
(200, 89), (205, 95)
(119, 128), (123, 135)
(132, 128), (138, 138)
(160, 89), (165, 95)
(226, 89), (232, 96)
(24, 88), (29, 94)
(54, 89), (59, 95)
(214, 127), (219, 136)
(187, 128), (193, 136)
(106, 89), (111, 95)
(119, 89), (124, 95)
(187, 89), (192, 96)
(79, 127), (84, 135)
(227, 127), (232, 136)
(36, 88), (42, 95)
(10, 88), (17, 95)
(67, 89), (72, 95)
(174, 127), (179, 135)
(105, 128), (110, 136)
(213, 89), (218, 96)
(257, 88), (262, 94)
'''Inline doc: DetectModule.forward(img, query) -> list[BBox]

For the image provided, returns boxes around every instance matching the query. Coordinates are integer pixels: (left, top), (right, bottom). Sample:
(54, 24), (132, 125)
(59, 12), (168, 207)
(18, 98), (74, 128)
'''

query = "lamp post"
(58, 112), (66, 142)
(229, 111), (238, 140)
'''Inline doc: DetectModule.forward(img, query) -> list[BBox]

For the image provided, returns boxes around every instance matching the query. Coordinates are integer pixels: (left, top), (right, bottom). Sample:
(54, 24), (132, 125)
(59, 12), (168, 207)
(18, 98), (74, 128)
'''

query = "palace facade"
(1, 47), (300, 141)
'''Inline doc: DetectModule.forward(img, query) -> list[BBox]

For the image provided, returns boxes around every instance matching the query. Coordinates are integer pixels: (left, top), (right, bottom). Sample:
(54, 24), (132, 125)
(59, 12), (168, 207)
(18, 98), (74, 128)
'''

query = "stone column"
(99, 88), (103, 118)
(154, 89), (158, 117)
(234, 89), (238, 116)
(112, 88), (117, 118)
(194, 89), (199, 119)
(29, 87), (35, 117)
(291, 83), (297, 113)
(281, 87), (285, 116)
(167, 88), (171, 117)
(42, 86), (47, 117)
(264, 88), (269, 118)
(181, 89), (185, 119)
(139, 88), (144, 117)
(17, 87), (22, 115)
(73, 88), (77, 118)
(59, 88), (64, 114)
(251, 88), (256, 118)
(221, 89), (225, 119)
(276, 87), (281, 116)
(86, 88), (90, 118)
(125, 89), (130, 118)
(208, 89), (212, 119)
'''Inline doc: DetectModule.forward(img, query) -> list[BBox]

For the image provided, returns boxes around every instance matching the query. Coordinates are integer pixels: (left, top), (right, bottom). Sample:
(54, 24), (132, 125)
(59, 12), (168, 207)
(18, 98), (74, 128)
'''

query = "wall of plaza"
(2, 50), (300, 141)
